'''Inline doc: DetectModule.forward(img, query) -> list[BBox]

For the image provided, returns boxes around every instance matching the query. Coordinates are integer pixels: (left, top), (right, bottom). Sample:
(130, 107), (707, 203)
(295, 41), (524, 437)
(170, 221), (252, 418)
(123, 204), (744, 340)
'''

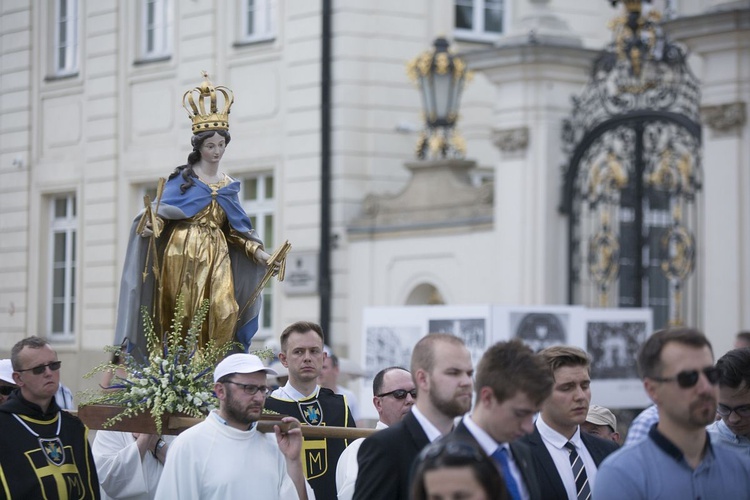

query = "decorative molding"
(701, 102), (746, 132)
(491, 127), (529, 152)
(349, 159), (494, 237)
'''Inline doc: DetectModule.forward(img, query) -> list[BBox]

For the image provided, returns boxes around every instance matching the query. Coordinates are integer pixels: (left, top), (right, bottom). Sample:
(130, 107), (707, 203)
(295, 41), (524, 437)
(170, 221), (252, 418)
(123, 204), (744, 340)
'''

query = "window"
(454, 0), (504, 41)
(240, 174), (275, 337)
(48, 195), (77, 341)
(240, 0), (275, 43)
(140, 0), (172, 60)
(53, 0), (79, 75)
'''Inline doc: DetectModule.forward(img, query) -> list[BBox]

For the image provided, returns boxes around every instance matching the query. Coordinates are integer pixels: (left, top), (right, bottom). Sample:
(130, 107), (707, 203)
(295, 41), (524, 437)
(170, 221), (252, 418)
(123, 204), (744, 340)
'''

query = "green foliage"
(80, 296), (241, 434)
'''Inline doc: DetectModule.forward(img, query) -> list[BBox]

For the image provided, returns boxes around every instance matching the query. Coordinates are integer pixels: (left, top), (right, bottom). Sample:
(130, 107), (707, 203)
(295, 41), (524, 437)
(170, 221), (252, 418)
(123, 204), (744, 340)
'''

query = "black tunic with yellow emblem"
(264, 386), (356, 500)
(0, 391), (100, 499)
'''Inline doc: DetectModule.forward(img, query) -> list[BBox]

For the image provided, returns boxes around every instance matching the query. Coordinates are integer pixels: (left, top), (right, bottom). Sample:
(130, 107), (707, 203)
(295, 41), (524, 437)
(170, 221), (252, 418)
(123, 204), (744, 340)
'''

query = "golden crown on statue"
(182, 71), (234, 133)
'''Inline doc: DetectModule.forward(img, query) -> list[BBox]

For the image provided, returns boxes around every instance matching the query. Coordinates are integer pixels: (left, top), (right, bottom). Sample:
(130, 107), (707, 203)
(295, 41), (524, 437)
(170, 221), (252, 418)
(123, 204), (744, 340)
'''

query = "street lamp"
(407, 37), (472, 160)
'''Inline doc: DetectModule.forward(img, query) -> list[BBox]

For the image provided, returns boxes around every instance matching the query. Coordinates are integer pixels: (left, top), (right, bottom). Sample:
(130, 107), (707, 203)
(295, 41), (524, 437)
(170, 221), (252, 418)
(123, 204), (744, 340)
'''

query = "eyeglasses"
(0, 386), (14, 396)
(16, 361), (62, 375)
(376, 388), (417, 400)
(716, 403), (750, 418)
(651, 366), (720, 388)
(223, 381), (270, 396)
(419, 440), (485, 463)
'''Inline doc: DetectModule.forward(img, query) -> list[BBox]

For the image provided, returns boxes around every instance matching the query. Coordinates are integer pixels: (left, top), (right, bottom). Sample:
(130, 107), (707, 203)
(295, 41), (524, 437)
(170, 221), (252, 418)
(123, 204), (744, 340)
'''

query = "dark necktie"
(564, 441), (591, 500)
(491, 446), (522, 500)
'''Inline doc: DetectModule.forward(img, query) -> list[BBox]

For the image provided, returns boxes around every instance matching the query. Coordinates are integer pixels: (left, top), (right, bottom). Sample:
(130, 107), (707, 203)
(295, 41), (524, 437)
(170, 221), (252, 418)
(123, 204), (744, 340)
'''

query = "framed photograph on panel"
(584, 308), (653, 409)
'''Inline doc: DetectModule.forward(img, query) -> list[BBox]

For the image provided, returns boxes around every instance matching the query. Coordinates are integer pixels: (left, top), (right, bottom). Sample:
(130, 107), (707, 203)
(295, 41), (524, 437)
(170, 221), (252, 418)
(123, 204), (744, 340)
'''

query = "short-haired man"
(0, 336), (100, 498)
(353, 333), (474, 500)
(521, 345), (618, 500)
(582, 405), (620, 444)
(0, 358), (18, 405)
(594, 328), (750, 499)
(450, 339), (553, 500)
(336, 366), (415, 500)
(707, 347), (750, 456)
(156, 353), (314, 499)
(264, 321), (355, 500)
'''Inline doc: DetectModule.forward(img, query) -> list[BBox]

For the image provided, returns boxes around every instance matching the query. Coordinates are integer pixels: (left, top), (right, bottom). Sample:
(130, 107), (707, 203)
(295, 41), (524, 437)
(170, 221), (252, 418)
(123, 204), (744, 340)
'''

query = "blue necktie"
(492, 446), (522, 500)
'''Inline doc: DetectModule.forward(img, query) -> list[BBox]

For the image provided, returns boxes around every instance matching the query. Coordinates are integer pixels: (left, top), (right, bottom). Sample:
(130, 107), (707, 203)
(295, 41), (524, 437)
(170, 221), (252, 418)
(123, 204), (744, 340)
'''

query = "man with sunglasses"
(0, 358), (18, 405)
(0, 336), (100, 499)
(594, 328), (750, 499)
(707, 347), (750, 456)
(156, 353), (314, 499)
(336, 367), (416, 500)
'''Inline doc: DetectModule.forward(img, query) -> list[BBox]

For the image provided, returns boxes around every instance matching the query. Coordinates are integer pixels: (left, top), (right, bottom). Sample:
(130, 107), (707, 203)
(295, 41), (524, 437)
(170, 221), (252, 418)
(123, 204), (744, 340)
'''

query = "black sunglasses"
(651, 366), (720, 388)
(0, 386), (14, 396)
(376, 388), (417, 400)
(16, 361), (62, 375)
(716, 403), (750, 418)
(224, 380), (269, 396)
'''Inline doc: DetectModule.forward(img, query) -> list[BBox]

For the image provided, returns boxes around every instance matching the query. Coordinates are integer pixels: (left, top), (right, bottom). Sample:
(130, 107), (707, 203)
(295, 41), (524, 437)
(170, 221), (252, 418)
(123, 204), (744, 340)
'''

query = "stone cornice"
(348, 159), (494, 238)
(663, 6), (750, 42)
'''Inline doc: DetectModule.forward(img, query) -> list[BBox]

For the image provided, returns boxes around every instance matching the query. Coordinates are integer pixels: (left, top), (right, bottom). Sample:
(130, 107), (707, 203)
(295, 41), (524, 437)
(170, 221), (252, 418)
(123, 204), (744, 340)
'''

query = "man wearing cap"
(0, 358), (18, 405)
(155, 353), (315, 500)
(265, 321), (355, 500)
(582, 405), (620, 444)
(0, 336), (100, 499)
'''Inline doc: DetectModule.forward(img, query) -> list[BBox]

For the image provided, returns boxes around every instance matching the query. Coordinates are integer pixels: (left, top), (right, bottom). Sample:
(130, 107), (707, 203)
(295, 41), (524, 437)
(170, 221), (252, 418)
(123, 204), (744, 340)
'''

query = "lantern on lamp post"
(407, 37), (472, 160)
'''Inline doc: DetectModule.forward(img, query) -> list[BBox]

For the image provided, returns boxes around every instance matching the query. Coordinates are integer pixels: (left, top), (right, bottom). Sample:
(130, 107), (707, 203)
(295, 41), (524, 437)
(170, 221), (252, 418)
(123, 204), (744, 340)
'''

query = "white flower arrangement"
(81, 295), (269, 434)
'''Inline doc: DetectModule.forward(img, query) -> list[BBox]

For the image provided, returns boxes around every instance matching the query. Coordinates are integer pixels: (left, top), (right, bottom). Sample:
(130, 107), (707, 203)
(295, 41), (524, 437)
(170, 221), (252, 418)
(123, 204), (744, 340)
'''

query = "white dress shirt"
(335, 421), (388, 500)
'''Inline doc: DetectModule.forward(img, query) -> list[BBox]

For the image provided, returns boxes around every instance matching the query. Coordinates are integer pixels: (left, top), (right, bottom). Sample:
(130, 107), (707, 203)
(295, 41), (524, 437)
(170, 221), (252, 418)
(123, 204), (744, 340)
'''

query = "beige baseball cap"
(586, 404), (617, 431)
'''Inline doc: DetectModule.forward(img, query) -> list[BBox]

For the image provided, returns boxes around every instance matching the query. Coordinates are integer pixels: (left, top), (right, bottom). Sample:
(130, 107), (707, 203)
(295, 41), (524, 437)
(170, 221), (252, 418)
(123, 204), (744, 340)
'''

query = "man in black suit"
(451, 340), (554, 500)
(521, 345), (619, 500)
(353, 333), (474, 500)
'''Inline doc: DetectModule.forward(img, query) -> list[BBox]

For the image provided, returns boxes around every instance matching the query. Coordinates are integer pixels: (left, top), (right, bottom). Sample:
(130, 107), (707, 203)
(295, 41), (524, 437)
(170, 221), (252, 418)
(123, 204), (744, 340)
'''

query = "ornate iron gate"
(561, 3), (702, 328)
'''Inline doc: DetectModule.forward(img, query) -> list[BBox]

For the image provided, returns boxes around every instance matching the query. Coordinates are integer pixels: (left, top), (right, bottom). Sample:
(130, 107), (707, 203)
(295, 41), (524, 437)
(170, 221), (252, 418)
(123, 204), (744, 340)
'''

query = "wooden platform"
(76, 404), (377, 439)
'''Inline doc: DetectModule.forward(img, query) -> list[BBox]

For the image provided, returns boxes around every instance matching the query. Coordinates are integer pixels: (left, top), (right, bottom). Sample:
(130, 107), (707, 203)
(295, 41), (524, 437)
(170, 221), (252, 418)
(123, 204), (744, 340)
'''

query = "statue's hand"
(139, 217), (163, 238)
(255, 248), (280, 276)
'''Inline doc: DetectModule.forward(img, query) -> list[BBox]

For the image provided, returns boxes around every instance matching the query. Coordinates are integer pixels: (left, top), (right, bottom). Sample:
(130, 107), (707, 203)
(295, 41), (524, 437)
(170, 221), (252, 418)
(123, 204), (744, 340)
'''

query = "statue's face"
(199, 132), (227, 165)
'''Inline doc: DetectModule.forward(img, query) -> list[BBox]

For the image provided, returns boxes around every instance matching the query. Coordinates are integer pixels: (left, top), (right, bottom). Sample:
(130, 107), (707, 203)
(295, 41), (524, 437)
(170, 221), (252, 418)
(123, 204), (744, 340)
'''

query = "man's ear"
(373, 396), (383, 413)
(214, 382), (227, 401)
(278, 352), (289, 368)
(414, 368), (429, 391)
(12, 372), (23, 387)
(478, 386), (494, 407)
(643, 378), (659, 403)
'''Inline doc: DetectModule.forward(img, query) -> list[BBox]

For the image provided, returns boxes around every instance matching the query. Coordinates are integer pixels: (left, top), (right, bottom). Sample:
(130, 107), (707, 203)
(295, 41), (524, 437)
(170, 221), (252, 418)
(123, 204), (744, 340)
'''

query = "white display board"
(359, 304), (653, 417)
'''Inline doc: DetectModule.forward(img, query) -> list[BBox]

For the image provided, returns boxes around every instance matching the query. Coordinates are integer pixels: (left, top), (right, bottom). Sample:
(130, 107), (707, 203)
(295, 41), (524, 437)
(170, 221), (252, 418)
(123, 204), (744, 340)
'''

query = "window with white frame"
(48, 194), (77, 341)
(53, 0), (79, 75)
(140, 0), (172, 60)
(240, 173), (275, 337)
(454, 0), (505, 41)
(239, 0), (275, 43)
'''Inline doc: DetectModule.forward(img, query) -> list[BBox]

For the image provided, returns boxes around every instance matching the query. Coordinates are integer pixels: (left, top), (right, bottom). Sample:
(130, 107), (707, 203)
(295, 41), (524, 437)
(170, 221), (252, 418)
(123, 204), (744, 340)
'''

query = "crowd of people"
(1, 327), (749, 499)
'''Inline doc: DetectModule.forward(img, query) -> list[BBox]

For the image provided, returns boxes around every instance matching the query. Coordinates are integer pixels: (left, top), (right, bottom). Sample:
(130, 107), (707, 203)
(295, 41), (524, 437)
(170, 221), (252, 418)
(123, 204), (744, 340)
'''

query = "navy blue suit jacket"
(521, 424), (619, 500)
(451, 420), (544, 500)
(353, 411), (429, 500)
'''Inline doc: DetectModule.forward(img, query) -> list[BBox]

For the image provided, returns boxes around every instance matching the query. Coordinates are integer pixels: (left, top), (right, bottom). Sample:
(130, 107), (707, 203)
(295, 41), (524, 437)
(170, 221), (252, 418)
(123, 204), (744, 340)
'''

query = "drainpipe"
(320, 0), (332, 343)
